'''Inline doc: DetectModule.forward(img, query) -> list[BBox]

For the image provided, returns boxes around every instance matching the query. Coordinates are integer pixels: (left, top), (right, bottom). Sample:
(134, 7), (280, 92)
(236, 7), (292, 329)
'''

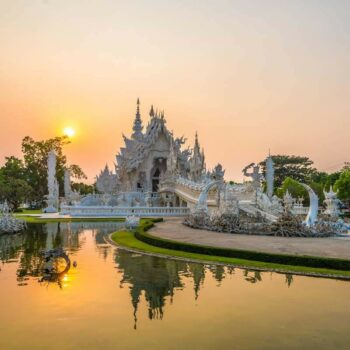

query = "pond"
(0, 223), (350, 350)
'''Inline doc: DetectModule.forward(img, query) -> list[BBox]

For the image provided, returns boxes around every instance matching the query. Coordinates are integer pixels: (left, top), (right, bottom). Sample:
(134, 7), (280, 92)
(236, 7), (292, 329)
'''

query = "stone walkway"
(149, 218), (350, 260)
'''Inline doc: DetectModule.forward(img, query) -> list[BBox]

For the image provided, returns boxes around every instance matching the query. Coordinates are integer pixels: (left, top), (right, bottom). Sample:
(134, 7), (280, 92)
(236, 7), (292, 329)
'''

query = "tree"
(0, 177), (33, 210)
(309, 181), (325, 203)
(311, 171), (341, 191)
(0, 157), (33, 210)
(0, 156), (27, 180)
(259, 155), (316, 189)
(334, 170), (350, 201)
(342, 162), (350, 171)
(276, 177), (308, 203)
(21, 136), (87, 205)
(71, 182), (95, 195)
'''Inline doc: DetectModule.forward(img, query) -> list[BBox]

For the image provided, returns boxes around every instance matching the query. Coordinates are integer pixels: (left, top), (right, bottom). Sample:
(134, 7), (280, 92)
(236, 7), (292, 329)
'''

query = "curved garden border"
(135, 227), (350, 271)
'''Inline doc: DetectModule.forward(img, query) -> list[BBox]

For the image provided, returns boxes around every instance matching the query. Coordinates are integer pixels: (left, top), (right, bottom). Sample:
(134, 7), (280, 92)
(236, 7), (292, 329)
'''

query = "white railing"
(175, 177), (207, 191)
(292, 206), (309, 215)
(60, 205), (190, 217)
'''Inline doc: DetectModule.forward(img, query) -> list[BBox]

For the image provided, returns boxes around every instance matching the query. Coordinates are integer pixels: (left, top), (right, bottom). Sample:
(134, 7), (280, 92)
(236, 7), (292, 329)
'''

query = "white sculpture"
(283, 190), (295, 213)
(265, 154), (274, 199)
(256, 191), (283, 216)
(323, 186), (341, 218)
(301, 184), (319, 227)
(125, 215), (140, 229)
(196, 180), (223, 213)
(44, 150), (59, 213)
(243, 163), (264, 192)
(64, 168), (72, 200)
(0, 200), (26, 234)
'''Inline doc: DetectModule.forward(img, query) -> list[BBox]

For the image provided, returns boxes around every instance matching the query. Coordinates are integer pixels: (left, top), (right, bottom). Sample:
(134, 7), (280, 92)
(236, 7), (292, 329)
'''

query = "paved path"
(149, 218), (350, 260)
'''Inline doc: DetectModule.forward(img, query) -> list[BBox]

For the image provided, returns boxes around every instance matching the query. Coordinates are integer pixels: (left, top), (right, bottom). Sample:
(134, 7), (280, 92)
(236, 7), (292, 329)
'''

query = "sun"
(63, 127), (75, 138)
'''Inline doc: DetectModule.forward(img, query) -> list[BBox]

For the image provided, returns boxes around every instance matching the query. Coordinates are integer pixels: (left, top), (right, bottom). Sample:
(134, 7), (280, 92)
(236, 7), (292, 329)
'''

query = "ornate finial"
(149, 105), (154, 117)
(194, 132), (199, 148)
(136, 98), (140, 116)
(131, 99), (143, 141)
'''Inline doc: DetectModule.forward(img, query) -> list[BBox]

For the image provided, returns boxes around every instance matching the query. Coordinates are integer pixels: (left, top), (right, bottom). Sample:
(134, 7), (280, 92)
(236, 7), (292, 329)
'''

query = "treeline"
(259, 155), (350, 205)
(0, 136), (94, 210)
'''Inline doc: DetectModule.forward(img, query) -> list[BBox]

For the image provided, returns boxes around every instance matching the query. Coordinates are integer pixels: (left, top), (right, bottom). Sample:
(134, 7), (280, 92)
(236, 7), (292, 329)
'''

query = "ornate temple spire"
(149, 105), (155, 117)
(194, 132), (200, 150)
(189, 132), (205, 182)
(131, 98), (143, 141)
(193, 132), (202, 159)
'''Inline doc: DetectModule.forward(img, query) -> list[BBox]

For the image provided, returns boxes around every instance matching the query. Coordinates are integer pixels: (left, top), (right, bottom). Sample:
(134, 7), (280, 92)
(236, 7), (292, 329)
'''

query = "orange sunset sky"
(0, 0), (349, 183)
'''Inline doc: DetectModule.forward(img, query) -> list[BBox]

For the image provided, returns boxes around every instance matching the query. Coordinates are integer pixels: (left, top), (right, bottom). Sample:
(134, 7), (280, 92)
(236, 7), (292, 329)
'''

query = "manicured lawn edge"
(109, 219), (350, 278)
(136, 224), (350, 271)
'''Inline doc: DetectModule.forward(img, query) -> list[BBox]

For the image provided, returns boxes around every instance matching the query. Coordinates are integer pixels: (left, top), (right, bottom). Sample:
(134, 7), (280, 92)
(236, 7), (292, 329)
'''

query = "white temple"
(114, 99), (206, 194)
(60, 100), (283, 219)
(62, 100), (214, 215)
(54, 99), (350, 234)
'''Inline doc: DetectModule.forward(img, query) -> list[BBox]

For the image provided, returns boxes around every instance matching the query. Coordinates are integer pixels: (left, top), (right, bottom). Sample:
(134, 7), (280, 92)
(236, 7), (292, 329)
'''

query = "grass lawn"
(110, 220), (350, 279)
(18, 209), (43, 214)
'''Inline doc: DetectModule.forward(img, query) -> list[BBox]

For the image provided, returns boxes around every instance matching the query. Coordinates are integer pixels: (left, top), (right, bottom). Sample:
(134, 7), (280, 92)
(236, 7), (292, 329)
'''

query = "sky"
(0, 0), (349, 183)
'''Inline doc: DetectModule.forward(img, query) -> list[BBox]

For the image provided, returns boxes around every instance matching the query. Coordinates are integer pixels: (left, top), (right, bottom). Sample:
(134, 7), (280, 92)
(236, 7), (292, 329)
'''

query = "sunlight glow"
(63, 127), (76, 138)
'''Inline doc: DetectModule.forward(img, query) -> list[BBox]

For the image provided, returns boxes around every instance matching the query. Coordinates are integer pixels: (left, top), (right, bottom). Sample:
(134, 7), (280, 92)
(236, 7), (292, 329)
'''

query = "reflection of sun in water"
(63, 127), (75, 138)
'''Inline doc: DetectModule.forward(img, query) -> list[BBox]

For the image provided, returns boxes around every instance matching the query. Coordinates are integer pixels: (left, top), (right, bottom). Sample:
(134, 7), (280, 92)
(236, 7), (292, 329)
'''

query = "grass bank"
(110, 219), (350, 278)
(17, 209), (43, 214)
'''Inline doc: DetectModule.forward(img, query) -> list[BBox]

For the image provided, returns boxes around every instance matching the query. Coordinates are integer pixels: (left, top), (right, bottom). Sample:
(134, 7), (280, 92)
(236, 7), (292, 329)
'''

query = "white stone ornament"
(44, 150), (59, 213)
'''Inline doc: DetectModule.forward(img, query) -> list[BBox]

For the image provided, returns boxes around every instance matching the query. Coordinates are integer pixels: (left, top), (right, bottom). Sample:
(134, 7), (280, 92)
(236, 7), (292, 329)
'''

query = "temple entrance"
(152, 168), (160, 192)
(151, 158), (167, 192)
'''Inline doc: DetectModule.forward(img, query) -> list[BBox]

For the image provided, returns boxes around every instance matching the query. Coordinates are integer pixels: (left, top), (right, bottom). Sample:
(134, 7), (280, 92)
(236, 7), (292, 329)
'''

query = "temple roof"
(116, 106), (173, 173)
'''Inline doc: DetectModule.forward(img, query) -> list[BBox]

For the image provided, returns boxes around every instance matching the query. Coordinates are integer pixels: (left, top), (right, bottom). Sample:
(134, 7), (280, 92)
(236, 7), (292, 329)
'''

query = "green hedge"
(134, 228), (350, 271)
(137, 218), (163, 232)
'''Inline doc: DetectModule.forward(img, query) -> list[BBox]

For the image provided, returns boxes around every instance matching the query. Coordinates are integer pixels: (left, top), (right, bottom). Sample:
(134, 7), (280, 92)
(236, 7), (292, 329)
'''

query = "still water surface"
(0, 223), (350, 350)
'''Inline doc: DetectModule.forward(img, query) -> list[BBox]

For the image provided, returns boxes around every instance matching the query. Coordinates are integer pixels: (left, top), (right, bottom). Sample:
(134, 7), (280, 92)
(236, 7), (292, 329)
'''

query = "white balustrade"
(292, 206), (309, 215)
(60, 205), (190, 217)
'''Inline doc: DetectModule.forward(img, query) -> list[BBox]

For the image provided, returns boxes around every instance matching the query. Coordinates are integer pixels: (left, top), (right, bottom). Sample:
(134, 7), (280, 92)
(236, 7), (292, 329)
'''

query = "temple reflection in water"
(0, 222), (296, 328)
(115, 248), (280, 329)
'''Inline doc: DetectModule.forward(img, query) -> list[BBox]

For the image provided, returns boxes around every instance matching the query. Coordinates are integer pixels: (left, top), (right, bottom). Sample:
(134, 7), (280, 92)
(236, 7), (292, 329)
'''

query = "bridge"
(60, 205), (190, 217)
(159, 177), (280, 222)
(159, 177), (220, 209)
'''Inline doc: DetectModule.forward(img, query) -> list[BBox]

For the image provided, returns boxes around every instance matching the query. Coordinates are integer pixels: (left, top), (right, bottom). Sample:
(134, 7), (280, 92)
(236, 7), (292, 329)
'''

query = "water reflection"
(1, 223), (350, 349)
(115, 249), (282, 328)
(0, 222), (123, 287)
